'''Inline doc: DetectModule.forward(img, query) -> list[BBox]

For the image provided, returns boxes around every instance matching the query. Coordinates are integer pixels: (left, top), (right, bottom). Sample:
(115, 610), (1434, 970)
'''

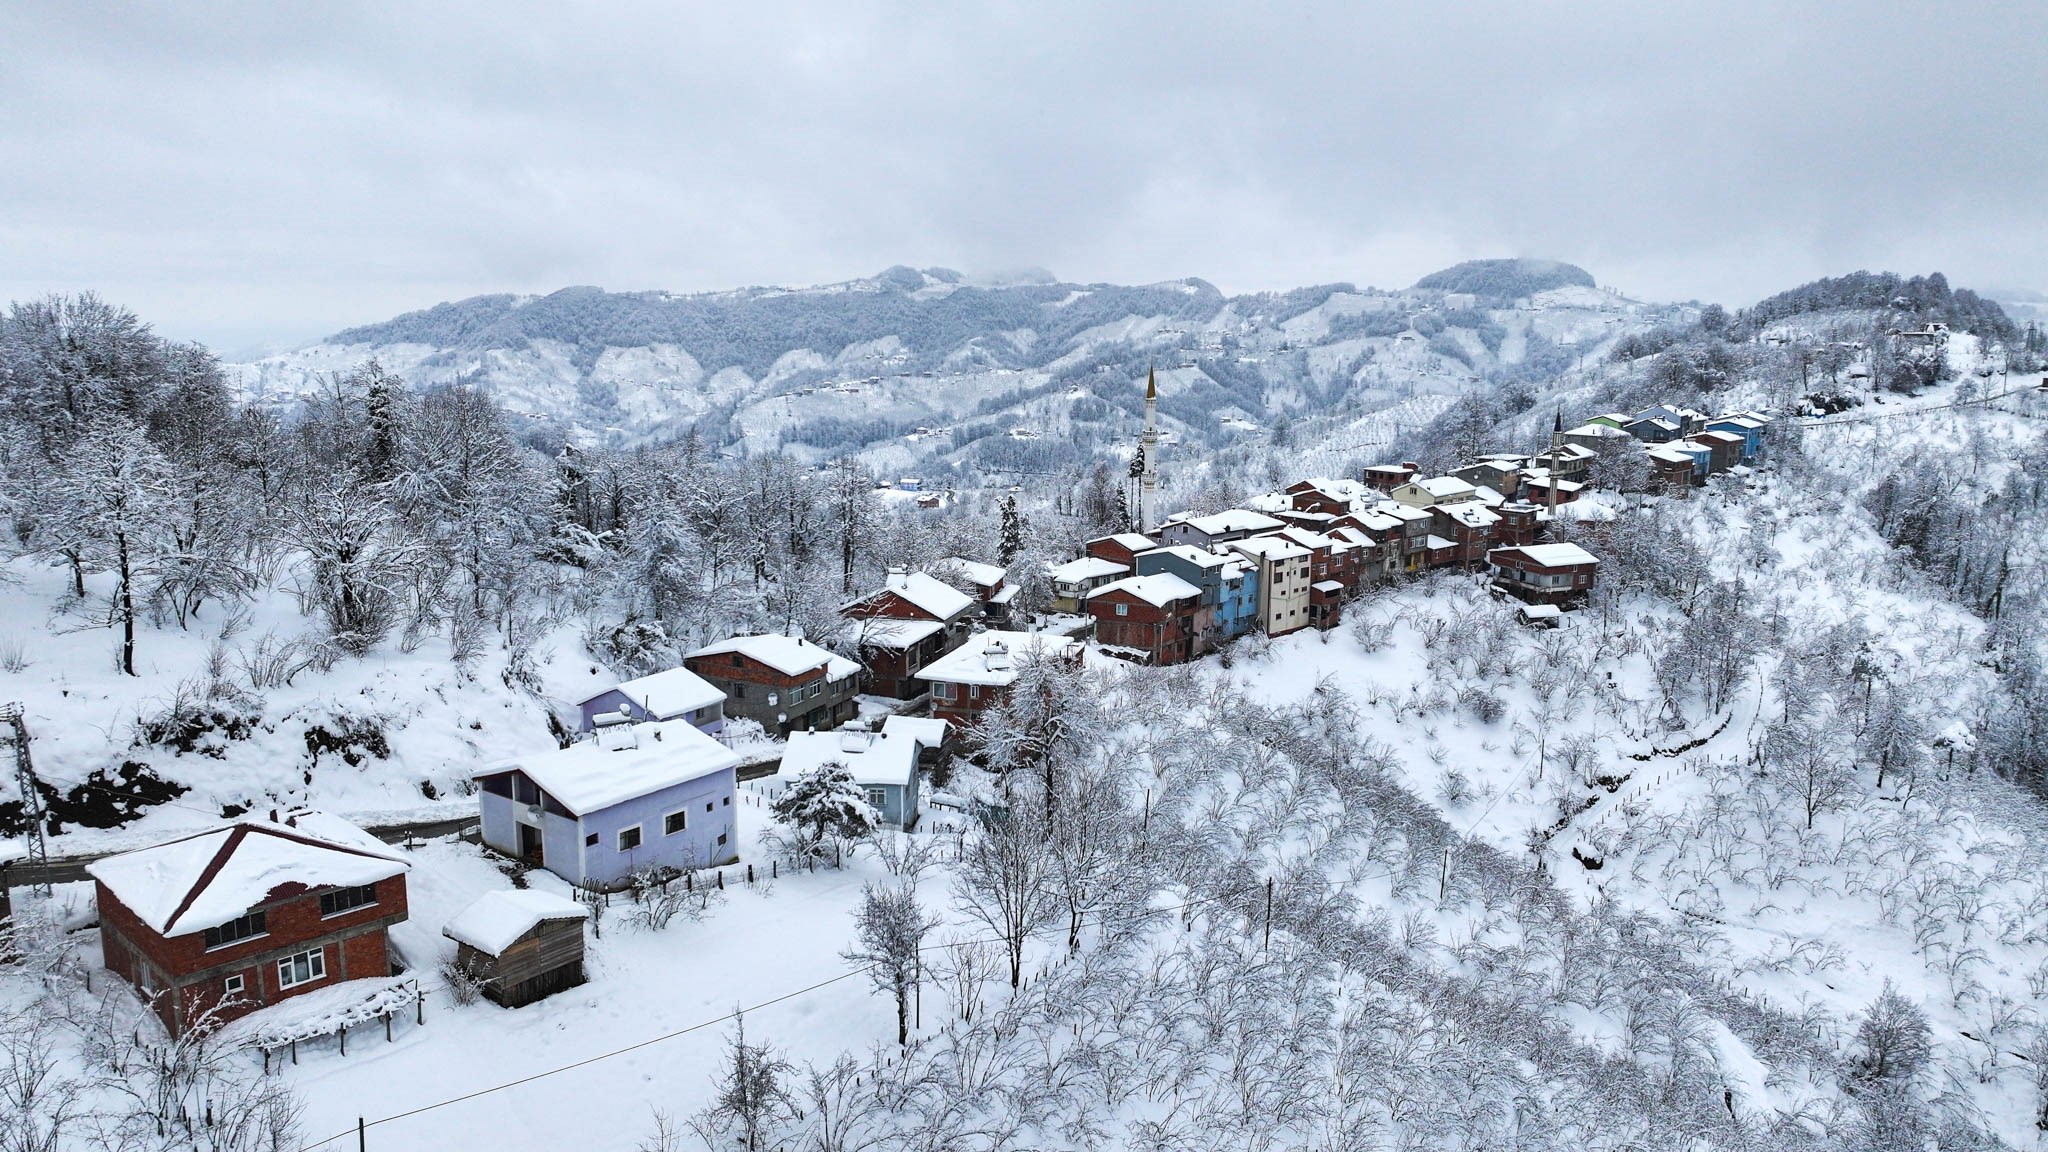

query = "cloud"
(2, 2), (2043, 351)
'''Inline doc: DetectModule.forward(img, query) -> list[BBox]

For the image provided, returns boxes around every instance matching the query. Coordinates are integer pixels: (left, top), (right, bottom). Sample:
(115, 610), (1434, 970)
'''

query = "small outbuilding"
(444, 889), (589, 1008)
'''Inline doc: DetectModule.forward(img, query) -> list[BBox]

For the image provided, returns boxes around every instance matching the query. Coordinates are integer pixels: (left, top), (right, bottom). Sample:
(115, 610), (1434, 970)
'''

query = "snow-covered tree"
(39, 417), (175, 674)
(769, 762), (875, 856)
(842, 880), (939, 1046)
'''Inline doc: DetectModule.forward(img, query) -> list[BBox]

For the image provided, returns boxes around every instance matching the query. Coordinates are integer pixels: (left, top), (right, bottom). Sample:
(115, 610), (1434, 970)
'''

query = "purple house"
(474, 720), (741, 889)
(576, 667), (726, 735)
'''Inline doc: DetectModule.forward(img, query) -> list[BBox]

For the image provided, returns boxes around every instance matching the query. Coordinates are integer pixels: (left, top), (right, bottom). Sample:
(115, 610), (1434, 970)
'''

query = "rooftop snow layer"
(917, 630), (1083, 688)
(841, 617), (948, 650)
(591, 666), (725, 717)
(687, 634), (860, 680)
(936, 557), (1007, 588)
(776, 726), (923, 788)
(88, 817), (410, 938)
(1087, 572), (1203, 606)
(475, 719), (742, 816)
(1500, 542), (1600, 567)
(443, 889), (588, 955)
(1049, 556), (1129, 582)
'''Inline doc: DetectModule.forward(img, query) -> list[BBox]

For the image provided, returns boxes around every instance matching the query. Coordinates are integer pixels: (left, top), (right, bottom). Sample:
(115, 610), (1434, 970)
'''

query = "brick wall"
(98, 875), (407, 1035)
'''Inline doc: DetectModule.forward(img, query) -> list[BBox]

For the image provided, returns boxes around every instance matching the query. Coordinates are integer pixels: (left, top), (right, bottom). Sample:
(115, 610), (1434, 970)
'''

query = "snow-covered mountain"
(228, 262), (1679, 479)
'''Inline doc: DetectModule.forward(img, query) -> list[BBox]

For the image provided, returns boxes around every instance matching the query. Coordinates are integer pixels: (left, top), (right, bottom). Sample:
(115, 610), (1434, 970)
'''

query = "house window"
(585, 832), (599, 847)
(934, 682), (955, 701)
(1115, 604), (1128, 616)
(865, 787), (886, 810)
(203, 911), (267, 951)
(716, 833), (728, 847)
(224, 974), (245, 996)
(733, 684), (746, 699)
(731, 654), (742, 667)
(277, 948), (326, 990)
(722, 796), (730, 807)
(319, 883), (377, 917)
(618, 825), (643, 852)
(664, 810), (687, 836)
(705, 801), (714, 813)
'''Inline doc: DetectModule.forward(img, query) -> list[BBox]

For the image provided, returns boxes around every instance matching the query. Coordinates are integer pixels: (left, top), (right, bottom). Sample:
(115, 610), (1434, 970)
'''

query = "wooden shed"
(443, 890), (589, 1008)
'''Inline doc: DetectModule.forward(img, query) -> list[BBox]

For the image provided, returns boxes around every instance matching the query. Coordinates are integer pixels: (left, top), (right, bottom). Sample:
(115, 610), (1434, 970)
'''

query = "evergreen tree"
(769, 762), (875, 852)
(998, 494), (1024, 565)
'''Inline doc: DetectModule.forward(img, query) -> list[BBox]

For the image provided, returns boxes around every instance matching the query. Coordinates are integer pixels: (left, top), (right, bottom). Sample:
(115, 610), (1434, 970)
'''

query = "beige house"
(1227, 536), (1313, 638)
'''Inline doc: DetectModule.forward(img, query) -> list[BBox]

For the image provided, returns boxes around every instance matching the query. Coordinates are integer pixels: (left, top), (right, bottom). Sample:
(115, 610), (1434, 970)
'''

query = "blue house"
(1136, 544), (1262, 644)
(473, 720), (742, 890)
(770, 721), (927, 830)
(1706, 413), (1767, 462)
(575, 666), (726, 735)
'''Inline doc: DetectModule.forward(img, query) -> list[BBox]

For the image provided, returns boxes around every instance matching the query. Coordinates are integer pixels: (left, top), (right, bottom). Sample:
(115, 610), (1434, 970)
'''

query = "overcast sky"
(4, 3), (2044, 355)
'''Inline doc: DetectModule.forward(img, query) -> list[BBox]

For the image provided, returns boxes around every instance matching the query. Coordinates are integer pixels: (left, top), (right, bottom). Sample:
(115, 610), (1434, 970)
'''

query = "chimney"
(886, 566), (908, 590)
(268, 808), (279, 823)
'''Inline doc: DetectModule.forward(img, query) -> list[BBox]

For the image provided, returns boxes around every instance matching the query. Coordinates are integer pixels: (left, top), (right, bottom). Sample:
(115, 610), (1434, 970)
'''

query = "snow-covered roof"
(443, 889), (587, 955)
(1375, 502), (1433, 523)
(476, 719), (742, 817)
(918, 630), (1083, 688)
(688, 634), (860, 680)
(0, 840), (26, 865)
(88, 816), (410, 939)
(1544, 443), (1598, 461)
(1350, 512), (1402, 533)
(590, 667), (724, 718)
(1496, 542), (1600, 567)
(1050, 556), (1129, 583)
(1275, 526), (1338, 550)
(777, 725), (921, 788)
(1695, 430), (1745, 445)
(1312, 580), (1346, 593)
(860, 572), (974, 621)
(1406, 476), (1477, 499)
(1423, 534), (1456, 550)
(881, 715), (950, 747)
(1088, 572), (1203, 607)
(989, 584), (1020, 605)
(1709, 414), (1767, 430)
(1092, 532), (1160, 553)
(1519, 603), (1564, 619)
(1229, 536), (1310, 562)
(841, 617), (948, 650)
(1150, 544), (1233, 569)
(1441, 503), (1501, 527)
(1175, 509), (1284, 536)
(1471, 485), (1507, 507)
(1630, 417), (1680, 432)
(936, 557), (1006, 588)
(1567, 423), (1629, 438)
(1647, 445), (1697, 464)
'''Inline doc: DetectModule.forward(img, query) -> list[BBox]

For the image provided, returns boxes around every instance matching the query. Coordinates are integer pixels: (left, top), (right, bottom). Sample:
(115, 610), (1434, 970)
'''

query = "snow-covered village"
(6, 7), (2048, 1152)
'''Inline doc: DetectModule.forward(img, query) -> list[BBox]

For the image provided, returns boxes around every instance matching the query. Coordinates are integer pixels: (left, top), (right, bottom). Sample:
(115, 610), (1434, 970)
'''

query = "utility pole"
(2, 704), (50, 896)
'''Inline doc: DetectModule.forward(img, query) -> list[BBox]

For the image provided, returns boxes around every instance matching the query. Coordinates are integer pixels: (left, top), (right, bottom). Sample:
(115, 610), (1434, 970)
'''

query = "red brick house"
(916, 630), (1084, 725)
(936, 557), (1019, 623)
(1432, 502), (1503, 569)
(1361, 462), (1418, 493)
(1086, 572), (1203, 665)
(842, 569), (977, 697)
(1284, 480), (1353, 517)
(1489, 543), (1600, 607)
(684, 634), (862, 735)
(1083, 532), (1160, 569)
(1494, 502), (1544, 546)
(88, 814), (410, 1036)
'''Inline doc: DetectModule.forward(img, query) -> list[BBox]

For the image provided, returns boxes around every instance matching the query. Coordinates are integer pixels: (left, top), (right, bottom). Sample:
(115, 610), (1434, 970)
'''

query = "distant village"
(6, 379), (1769, 1060)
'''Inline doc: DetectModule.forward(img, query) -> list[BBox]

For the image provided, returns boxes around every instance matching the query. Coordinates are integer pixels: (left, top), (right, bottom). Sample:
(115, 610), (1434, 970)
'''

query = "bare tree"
(691, 1012), (794, 1151)
(843, 881), (940, 1047)
(954, 807), (1056, 989)
(1767, 714), (1856, 830)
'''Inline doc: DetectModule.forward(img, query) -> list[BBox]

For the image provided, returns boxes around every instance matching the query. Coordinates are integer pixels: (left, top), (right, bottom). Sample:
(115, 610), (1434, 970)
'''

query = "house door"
(517, 822), (544, 865)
